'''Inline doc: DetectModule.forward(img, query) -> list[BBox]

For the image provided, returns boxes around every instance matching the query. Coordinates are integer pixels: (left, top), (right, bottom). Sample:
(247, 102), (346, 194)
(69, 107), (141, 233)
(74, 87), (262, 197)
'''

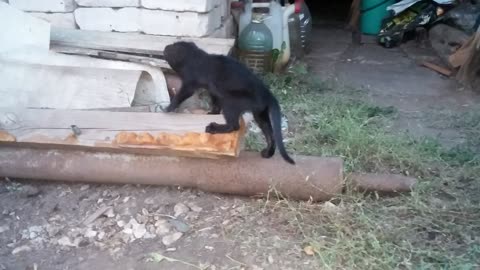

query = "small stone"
(166, 247), (176, 252)
(136, 214), (149, 224)
(84, 229), (97, 238)
(173, 203), (189, 217)
(57, 236), (77, 247)
(168, 219), (190, 233)
(117, 220), (126, 227)
(162, 232), (183, 246)
(104, 208), (115, 218)
(80, 185), (90, 191)
(122, 228), (133, 235)
(205, 246), (214, 251)
(0, 225), (9, 233)
(12, 245), (31, 255)
(97, 231), (105, 241)
(21, 185), (40, 197)
(133, 224), (147, 239)
(303, 246), (315, 256)
(154, 220), (171, 236)
(268, 255), (274, 264)
(143, 232), (156, 239)
(144, 197), (155, 204)
(187, 203), (202, 212)
(46, 225), (61, 237)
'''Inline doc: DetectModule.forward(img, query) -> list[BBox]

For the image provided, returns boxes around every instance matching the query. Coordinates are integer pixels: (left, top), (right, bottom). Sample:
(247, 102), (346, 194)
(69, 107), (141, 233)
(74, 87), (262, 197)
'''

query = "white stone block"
(0, 2), (50, 53)
(209, 15), (234, 38)
(75, 8), (140, 32)
(141, 0), (217, 13)
(29, 12), (77, 29)
(140, 8), (218, 37)
(76, 0), (139, 7)
(9, 0), (75, 12)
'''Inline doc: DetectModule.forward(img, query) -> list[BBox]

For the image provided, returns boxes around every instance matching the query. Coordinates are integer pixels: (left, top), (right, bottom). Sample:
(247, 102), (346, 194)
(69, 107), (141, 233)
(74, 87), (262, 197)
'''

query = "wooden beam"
(420, 61), (452, 77)
(50, 27), (235, 57)
(51, 45), (171, 69)
(0, 108), (245, 159)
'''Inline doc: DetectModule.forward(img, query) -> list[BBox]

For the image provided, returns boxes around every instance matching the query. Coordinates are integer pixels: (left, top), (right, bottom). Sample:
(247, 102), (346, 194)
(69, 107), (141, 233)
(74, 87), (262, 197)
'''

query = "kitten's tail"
(268, 96), (296, 165)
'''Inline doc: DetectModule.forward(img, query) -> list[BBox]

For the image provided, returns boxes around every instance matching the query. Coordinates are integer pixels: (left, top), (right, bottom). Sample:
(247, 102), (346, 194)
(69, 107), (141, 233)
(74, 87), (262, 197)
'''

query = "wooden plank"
(51, 45), (171, 69)
(420, 61), (452, 77)
(0, 2), (50, 53)
(456, 28), (480, 91)
(50, 27), (235, 56)
(449, 36), (475, 68)
(0, 108), (246, 159)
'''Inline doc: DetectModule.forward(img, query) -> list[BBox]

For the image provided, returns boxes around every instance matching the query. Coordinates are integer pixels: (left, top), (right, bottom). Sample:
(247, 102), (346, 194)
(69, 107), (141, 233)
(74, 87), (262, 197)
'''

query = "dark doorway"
(304, 0), (353, 25)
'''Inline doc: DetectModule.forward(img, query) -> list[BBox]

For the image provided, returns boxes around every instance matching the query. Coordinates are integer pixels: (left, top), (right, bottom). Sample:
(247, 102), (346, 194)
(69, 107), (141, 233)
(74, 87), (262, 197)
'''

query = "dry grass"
(244, 63), (480, 269)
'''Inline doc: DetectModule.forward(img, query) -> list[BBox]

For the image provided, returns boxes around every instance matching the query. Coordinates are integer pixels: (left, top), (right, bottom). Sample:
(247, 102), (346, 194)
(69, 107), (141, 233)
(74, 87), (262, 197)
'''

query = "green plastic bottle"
(238, 15), (274, 74)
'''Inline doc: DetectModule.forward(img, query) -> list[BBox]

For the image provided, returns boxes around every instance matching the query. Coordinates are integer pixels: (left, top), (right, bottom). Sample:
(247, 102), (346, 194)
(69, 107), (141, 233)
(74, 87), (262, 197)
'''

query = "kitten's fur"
(163, 41), (295, 164)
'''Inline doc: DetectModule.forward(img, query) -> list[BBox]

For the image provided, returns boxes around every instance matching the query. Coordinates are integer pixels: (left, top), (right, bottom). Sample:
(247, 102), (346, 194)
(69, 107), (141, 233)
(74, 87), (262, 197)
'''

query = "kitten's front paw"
(205, 122), (219, 134)
(165, 105), (175, 113)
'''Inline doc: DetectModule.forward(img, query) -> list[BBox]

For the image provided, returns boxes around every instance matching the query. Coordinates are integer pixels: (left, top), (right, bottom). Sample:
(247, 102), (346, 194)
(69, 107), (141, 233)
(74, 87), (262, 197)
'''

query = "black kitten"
(163, 41), (295, 165)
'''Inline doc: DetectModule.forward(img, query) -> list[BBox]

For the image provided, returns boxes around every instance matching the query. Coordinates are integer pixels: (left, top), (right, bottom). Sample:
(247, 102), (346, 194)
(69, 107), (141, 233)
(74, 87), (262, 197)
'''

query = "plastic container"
(287, 8), (303, 61)
(295, 0), (312, 54)
(360, 0), (395, 35)
(238, 17), (274, 74)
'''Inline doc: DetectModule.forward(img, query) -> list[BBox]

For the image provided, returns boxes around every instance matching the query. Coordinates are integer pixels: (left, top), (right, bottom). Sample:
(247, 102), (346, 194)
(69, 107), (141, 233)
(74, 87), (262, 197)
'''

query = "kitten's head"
(164, 41), (200, 71)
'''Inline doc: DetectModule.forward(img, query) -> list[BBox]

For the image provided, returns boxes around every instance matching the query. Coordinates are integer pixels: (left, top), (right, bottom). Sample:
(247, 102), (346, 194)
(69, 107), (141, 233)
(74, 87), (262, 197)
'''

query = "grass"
(244, 63), (480, 269)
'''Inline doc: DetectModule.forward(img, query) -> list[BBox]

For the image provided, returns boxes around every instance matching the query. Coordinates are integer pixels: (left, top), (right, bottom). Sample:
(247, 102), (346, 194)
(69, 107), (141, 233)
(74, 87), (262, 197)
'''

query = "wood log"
(0, 108), (246, 159)
(50, 27), (235, 57)
(0, 147), (344, 202)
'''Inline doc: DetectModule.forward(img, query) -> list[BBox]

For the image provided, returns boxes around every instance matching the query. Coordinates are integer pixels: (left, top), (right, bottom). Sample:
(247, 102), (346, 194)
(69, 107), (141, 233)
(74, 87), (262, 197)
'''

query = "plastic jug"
(238, 15), (274, 74)
(295, 0), (312, 54)
(287, 4), (303, 62)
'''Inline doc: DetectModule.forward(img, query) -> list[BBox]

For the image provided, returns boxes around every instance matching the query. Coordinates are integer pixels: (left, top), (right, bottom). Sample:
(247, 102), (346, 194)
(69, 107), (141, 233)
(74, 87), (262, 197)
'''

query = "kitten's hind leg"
(205, 107), (241, 134)
(254, 109), (276, 158)
(208, 95), (222, 115)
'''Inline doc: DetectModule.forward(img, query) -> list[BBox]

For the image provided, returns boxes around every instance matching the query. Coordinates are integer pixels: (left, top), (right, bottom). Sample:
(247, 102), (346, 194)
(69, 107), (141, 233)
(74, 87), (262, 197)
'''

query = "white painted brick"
(75, 0), (139, 7)
(29, 12), (77, 29)
(209, 15), (233, 38)
(74, 8), (140, 32)
(141, 0), (217, 13)
(9, 0), (75, 12)
(140, 8), (219, 37)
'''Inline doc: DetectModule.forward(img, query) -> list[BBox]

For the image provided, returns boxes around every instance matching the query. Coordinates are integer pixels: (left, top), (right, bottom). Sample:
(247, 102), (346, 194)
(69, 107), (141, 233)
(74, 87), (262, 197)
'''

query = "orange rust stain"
(0, 131), (17, 142)
(113, 117), (247, 155)
(63, 133), (79, 144)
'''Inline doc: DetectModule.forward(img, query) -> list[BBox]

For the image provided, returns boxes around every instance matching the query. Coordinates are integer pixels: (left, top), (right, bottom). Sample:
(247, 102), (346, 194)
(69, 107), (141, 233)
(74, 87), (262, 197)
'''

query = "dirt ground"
(1, 25), (479, 270)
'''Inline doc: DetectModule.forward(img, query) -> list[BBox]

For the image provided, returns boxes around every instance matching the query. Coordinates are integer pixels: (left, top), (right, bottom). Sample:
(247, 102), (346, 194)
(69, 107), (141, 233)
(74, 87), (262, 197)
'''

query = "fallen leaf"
(304, 246), (315, 256)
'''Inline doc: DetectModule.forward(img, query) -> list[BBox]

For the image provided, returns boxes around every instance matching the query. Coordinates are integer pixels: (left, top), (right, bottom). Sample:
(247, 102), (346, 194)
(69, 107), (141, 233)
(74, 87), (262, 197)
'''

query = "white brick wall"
(141, 0), (217, 13)
(75, 0), (139, 7)
(9, 0), (75, 12)
(29, 12), (77, 29)
(5, 0), (233, 38)
(75, 8), (141, 32)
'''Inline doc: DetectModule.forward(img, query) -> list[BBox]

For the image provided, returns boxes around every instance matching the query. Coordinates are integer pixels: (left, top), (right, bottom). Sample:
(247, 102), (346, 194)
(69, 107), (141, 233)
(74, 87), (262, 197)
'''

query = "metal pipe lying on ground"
(0, 147), (344, 202)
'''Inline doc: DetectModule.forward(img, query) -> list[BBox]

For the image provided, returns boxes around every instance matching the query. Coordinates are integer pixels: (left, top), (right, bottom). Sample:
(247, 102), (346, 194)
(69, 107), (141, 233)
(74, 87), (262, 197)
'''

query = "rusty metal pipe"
(0, 146), (343, 201)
